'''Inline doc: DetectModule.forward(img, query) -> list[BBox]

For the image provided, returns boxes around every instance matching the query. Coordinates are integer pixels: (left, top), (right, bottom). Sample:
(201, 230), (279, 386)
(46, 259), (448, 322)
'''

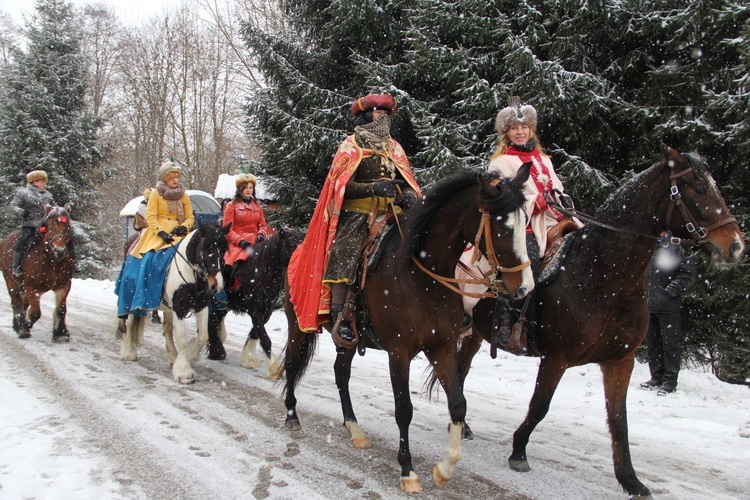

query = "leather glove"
(158, 231), (174, 244)
(533, 192), (549, 214)
(172, 225), (188, 237)
(394, 192), (415, 210)
(372, 180), (402, 198)
(239, 240), (251, 250)
(256, 233), (265, 243)
(558, 193), (575, 210)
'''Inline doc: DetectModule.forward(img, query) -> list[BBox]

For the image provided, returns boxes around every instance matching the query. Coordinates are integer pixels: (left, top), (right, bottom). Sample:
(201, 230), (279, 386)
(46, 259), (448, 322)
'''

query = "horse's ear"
(515, 162), (532, 185)
(660, 142), (676, 161)
(64, 203), (72, 215)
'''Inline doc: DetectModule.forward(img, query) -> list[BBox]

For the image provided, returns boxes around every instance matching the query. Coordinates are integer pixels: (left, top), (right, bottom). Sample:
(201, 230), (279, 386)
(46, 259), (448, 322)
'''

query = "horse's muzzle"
(53, 246), (68, 260)
(207, 272), (224, 294)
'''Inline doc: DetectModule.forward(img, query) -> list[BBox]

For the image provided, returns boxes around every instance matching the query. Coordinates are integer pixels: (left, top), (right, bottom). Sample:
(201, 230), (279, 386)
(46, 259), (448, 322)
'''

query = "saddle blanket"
(115, 247), (177, 318)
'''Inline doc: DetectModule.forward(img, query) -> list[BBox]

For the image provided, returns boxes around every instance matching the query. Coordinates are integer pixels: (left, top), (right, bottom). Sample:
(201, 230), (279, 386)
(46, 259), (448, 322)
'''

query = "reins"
(547, 158), (736, 248)
(411, 208), (530, 299)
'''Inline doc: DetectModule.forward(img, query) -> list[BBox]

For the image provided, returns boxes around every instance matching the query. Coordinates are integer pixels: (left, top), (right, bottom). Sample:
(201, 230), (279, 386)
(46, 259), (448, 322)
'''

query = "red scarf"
(506, 146), (562, 220)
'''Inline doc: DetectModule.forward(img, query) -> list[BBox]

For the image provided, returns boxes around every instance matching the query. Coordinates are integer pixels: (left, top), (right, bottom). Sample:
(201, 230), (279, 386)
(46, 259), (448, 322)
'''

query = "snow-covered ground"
(0, 276), (748, 499)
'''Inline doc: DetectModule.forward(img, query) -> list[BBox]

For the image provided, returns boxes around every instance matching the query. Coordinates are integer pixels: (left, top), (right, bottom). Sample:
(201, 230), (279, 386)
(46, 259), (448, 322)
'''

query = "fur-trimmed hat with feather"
(158, 161), (182, 181)
(235, 173), (257, 189)
(495, 96), (538, 135)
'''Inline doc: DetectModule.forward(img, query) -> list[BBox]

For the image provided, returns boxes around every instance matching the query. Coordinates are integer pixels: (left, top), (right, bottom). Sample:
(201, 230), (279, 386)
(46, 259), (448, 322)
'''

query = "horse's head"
(195, 222), (228, 293)
(474, 165), (535, 299)
(660, 144), (744, 264)
(40, 204), (73, 261)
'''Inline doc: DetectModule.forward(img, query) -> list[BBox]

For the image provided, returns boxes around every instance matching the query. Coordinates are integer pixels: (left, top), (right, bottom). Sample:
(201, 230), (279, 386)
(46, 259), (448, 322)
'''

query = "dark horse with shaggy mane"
(281, 167), (535, 493)
(206, 228), (304, 378)
(455, 145), (744, 497)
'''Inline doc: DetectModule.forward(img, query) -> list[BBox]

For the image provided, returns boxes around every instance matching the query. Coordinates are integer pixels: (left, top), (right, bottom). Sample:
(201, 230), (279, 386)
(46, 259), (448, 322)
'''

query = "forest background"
(0, 0), (747, 383)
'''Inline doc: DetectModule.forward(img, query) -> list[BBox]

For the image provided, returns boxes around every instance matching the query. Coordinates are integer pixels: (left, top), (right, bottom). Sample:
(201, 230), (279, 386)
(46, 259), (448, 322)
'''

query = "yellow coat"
(130, 191), (194, 258)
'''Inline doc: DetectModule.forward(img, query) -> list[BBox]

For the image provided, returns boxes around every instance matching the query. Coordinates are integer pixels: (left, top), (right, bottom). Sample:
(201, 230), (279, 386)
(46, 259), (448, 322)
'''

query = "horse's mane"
(244, 228), (304, 283)
(396, 169), (526, 261)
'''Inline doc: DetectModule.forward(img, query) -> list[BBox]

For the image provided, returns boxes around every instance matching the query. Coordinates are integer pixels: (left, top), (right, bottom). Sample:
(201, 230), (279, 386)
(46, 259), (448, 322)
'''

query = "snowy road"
(1, 277), (748, 499)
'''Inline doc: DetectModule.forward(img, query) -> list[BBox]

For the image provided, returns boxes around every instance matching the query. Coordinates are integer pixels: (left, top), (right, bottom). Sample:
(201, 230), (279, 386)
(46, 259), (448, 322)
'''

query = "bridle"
(39, 209), (72, 250)
(549, 155), (736, 248)
(412, 207), (531, 298)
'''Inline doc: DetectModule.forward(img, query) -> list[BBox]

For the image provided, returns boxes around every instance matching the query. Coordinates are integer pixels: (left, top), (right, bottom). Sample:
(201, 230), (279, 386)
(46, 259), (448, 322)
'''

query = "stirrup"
(331, 307), (358, 349)
(505, 321), (528, 355)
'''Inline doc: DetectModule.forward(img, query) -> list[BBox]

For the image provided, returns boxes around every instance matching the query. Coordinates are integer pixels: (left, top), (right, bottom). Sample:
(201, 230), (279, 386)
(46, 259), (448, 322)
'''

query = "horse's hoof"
(432, 464), (451, 489)
(207, 349), (226, 361)
(351, 435), (371, 449)
(400, 472), (422, 493)
(284, 418), (301, 430)
(53, 335), (70, 343)
(17, 332), (31, 339)
(178, 376), (195, 385)
(508, 458), (531, 472)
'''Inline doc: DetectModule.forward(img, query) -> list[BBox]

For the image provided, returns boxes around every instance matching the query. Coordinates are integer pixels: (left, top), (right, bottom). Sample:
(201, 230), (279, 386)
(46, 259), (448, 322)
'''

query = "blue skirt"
(115, 247), (177, 318)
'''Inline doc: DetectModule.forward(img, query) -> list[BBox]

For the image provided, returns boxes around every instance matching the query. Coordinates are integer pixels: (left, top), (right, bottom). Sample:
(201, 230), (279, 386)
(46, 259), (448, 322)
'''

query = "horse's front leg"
(8, 281), (30, 338)
(23, 288), (42, 329)
(509, 357), (566, 472)
(389, 355), (421, 493)
(171, 314), (195, 384)
(52, 283), (71, 342)
(188, 308), (209, 363)
(206, 308), (227, 360)
(247, 313), (283, 379)
(456, 330), (484, 440)
(601, 355), (651, 497)
(424, 340), (466, 489)
(334, 346), (370, 449)
(240, 325), (261, 370)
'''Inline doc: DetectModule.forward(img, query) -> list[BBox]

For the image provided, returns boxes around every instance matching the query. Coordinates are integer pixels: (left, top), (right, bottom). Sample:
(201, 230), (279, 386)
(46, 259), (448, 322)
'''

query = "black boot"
(12, 250), (23, 278)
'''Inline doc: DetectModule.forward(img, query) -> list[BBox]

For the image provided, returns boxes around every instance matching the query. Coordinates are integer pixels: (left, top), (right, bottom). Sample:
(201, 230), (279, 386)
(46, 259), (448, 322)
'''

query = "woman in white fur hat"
(489, 97), (579, 263)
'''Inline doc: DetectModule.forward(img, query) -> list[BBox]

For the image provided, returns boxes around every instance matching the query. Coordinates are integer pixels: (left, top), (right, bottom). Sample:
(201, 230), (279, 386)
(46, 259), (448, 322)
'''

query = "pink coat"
(223, 198), (268, 267)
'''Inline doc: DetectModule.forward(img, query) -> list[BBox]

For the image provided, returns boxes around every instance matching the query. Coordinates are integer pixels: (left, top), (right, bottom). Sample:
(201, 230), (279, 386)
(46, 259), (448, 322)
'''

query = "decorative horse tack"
(281, 167), (533, 493)
(457, 144), (744, 497)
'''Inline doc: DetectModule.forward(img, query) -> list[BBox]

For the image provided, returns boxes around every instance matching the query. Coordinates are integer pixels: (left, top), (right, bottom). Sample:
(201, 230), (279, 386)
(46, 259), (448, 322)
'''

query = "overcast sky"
(0, 0), (183, 26)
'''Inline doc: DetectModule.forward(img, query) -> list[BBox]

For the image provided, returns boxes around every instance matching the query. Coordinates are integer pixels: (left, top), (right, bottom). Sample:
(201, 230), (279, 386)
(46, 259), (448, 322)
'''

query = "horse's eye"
(695, 184), (707, 195)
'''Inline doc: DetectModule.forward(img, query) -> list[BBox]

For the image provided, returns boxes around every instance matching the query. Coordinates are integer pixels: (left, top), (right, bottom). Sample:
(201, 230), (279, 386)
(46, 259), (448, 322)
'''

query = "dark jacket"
(9, 185), (56, 228)
(645, 242), (697, 313)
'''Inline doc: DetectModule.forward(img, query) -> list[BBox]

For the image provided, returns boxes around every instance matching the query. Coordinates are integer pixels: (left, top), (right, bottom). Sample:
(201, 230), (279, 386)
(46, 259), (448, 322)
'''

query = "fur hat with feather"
(495, 96), (538, 135)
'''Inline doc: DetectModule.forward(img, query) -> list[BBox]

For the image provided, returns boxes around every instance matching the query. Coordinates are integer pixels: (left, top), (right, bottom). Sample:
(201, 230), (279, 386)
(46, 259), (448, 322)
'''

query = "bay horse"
(120, 222), (228, 384)
(0, 205), (75, 342)
(281, 167), (534, 493)
(458, 144), (745, 497)
(205, 227), (304, 378)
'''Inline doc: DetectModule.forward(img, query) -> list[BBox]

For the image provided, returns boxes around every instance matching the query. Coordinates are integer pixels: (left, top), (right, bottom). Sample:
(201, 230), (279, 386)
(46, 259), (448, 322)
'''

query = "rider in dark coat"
(641, 238), (697, 394)
(9, 170), (57, 278)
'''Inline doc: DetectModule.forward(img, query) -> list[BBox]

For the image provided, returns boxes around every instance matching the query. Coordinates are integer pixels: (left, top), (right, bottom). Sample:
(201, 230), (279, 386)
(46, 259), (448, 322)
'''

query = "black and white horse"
(206, 228), (304, 378)
(120, 223), (228, 384)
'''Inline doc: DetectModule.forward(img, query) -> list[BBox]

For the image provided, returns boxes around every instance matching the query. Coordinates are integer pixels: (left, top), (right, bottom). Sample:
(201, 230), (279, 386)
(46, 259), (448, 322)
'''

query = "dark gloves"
(372, 179), (404, 198)
(172, 225), (188, 237)
(558, 193), (575, 210)
(158, 231), (174, 244)
(395, 192), (416, 211)
(256, 233), (265, 243)
(239, 240), (251, 250)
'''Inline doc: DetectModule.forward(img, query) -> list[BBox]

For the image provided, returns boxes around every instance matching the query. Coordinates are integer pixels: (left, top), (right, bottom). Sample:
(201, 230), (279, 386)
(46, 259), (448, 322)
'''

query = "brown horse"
(457, 144), (744, 497)
(0, 205), (76, 341)
(281, 167), (534, 493)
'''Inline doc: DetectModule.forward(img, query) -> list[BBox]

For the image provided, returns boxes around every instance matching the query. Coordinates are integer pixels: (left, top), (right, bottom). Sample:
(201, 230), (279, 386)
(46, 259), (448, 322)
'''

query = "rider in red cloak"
(288, 94), (421, 335)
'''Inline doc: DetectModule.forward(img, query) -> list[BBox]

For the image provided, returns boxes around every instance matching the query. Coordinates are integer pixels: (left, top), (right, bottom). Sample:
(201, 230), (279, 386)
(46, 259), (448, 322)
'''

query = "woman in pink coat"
(223, 174), (268, 275)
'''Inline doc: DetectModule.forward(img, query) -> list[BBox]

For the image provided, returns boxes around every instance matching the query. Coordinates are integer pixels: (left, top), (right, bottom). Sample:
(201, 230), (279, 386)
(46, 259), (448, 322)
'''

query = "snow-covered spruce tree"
(0, 0), (103, 270)
(240, 0), (413, 226)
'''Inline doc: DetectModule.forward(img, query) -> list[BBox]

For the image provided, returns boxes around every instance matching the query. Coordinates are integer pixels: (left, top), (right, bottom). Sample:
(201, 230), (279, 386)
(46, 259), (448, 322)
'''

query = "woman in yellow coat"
(116, 161), (194, 317)
(130, 162), (194, 256)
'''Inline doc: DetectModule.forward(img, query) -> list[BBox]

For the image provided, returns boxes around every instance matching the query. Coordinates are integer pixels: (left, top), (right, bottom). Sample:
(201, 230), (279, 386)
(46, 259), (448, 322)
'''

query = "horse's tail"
(424, 367), (442, 402)
(280, 331), (318, 392)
